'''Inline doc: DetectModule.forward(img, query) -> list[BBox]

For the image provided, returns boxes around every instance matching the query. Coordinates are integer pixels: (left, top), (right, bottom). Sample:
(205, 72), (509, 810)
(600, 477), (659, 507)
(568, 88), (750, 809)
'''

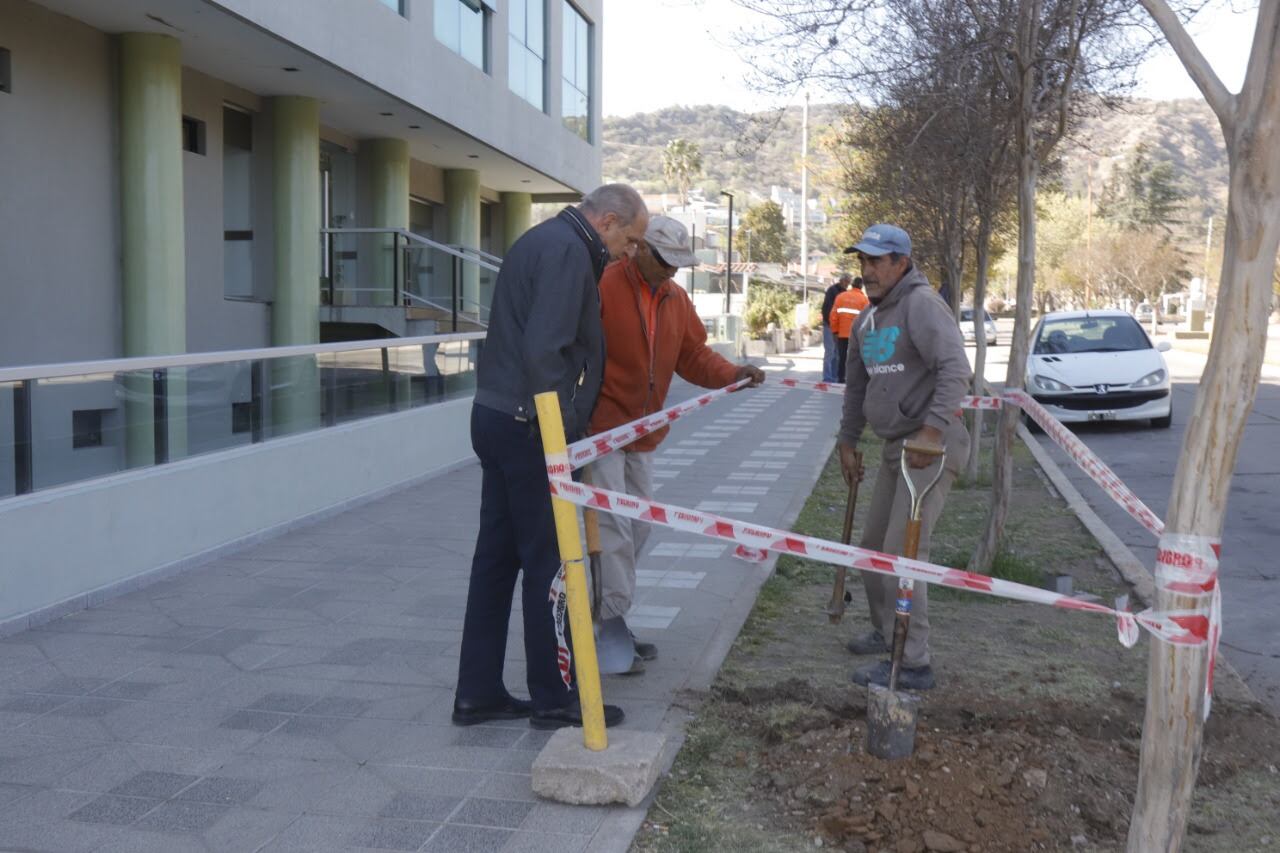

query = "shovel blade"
(865, 684), (921, 760)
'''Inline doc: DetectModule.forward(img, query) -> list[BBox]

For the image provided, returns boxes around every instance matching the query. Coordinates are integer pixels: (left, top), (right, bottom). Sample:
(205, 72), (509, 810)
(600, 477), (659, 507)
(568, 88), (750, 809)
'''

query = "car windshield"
(1034, 316), (1150, 354)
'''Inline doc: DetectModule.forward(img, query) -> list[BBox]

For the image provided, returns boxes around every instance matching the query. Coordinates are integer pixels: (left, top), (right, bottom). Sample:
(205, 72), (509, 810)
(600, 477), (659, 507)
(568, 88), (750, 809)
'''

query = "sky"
(602, 0), (1258, 117)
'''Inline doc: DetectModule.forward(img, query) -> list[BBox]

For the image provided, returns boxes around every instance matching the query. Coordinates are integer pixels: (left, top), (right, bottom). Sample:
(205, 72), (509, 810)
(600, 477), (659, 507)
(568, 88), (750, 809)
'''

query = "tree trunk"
(966, 219), (994, 482)
(1128, 52), (1280, 849)
(972, 100), (1038, 573)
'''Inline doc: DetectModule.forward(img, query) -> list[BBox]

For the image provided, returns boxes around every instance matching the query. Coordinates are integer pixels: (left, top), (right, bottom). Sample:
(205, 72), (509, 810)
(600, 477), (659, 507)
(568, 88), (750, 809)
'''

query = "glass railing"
(0, 332), (484, 499)
(321, 228), (498, 329)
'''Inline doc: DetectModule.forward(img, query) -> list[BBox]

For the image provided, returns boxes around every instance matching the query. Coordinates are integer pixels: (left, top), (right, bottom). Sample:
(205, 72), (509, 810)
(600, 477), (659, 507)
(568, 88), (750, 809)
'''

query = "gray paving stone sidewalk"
(0, 348), (840, 853)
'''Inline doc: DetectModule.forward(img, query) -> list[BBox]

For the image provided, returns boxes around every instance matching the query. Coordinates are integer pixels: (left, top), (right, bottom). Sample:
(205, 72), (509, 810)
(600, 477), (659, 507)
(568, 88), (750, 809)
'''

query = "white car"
(960, 308), (999, 345)
(1025, 310), (1173, 428)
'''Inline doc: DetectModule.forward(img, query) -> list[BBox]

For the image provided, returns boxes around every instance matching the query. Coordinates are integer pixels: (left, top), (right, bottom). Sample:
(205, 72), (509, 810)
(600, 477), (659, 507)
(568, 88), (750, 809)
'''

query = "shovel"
(866, 439), (946, 761)
(825, 450), (863, 623)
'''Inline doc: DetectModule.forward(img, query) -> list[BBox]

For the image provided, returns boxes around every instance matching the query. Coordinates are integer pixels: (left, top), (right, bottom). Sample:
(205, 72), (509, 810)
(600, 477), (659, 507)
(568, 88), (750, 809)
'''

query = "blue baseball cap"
(846, 224), (912, 257)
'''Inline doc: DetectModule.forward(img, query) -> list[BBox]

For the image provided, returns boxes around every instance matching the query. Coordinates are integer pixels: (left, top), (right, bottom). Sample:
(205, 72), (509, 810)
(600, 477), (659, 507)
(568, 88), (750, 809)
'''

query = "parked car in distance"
(1134, 302), (1156, 323)
(1025, 310), (1173, 429)
(960, 308), (999, 345)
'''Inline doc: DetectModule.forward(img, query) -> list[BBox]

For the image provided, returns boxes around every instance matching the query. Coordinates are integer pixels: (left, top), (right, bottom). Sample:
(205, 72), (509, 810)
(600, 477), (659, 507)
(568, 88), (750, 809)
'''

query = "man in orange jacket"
(588, 215), (765, 673)
(832, 276), (869, 382)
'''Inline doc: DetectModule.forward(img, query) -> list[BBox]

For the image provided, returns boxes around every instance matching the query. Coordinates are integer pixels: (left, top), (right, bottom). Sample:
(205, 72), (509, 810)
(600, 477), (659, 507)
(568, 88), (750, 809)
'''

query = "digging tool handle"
(888, 518), (922, 691)
(582, 472), (603, 621)
(825, 454), (861, 623)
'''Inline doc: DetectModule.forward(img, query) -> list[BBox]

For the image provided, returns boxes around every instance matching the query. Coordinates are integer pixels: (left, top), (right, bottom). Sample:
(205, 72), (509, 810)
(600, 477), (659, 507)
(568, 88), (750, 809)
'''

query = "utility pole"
(1085, 162), (1093, 309)
(721, 191), (734, 315)
(800, 91), (810, 307)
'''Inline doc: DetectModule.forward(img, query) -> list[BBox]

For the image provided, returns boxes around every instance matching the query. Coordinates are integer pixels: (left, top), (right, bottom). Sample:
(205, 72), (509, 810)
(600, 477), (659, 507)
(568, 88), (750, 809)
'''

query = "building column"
(119, 33), (186, 468)
(271, 96), (321, 434)
(500, 191), (532, 255)
(364, 138), (409, 306)
(444, 169), (482, 312)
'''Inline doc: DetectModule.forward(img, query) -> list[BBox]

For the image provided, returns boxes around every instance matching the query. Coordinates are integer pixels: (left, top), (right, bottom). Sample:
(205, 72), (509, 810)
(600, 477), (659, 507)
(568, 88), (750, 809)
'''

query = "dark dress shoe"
(451, 693), (533, 726)
(632, 636), (658, 661)
(530, 702), (625, 730)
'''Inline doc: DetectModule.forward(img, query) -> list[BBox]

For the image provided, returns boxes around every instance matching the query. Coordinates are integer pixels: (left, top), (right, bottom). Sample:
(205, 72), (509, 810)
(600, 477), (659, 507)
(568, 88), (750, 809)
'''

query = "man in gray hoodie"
(838, 224), (971, 690)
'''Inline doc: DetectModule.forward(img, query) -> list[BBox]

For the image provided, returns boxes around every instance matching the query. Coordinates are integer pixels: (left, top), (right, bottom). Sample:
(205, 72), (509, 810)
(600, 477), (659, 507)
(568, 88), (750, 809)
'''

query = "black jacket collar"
(559, 207), (611, 282)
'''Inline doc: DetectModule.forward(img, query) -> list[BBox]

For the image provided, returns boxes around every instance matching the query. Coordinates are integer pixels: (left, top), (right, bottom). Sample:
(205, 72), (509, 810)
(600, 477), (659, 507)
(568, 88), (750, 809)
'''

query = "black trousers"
(456, 404), (574, 712)
(836, 337), (850, 383)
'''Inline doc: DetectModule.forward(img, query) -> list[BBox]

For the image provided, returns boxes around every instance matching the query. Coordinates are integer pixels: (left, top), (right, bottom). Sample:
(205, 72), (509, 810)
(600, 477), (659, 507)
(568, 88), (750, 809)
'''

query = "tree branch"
(1137, 0), (1235, 129)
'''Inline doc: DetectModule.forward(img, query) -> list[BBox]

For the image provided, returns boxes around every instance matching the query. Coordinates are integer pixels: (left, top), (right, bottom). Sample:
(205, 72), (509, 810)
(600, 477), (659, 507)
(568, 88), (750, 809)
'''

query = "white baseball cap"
(644, 215), (700, 268)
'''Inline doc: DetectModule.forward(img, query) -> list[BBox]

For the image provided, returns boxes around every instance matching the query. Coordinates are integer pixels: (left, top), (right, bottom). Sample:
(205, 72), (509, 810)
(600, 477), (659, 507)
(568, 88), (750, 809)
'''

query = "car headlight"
(1032, 375), (1071, 392)
(1132, 369), (1167, 388)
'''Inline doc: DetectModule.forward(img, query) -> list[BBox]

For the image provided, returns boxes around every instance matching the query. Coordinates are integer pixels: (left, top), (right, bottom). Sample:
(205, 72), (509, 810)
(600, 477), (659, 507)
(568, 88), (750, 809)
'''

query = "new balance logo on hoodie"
(862, 326), (902, 373)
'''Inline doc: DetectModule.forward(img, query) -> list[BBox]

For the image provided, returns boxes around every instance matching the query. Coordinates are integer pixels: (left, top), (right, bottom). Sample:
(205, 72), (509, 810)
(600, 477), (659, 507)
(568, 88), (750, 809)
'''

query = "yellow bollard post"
(533, 391), (607, 751)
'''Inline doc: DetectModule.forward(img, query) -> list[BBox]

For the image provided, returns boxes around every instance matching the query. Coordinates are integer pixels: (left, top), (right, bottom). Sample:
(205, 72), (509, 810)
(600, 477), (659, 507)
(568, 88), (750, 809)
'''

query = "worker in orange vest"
(832, 276), (870, 382)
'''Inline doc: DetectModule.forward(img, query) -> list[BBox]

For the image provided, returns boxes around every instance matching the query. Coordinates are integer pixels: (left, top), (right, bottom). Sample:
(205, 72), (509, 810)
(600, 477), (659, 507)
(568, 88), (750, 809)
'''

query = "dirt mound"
(729, 685), (1278, 852)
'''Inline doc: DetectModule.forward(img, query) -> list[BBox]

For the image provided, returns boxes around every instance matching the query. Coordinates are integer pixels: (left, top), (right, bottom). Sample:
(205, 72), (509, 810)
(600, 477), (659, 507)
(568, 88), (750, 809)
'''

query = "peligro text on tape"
(566, 378), (751, 470)
(545, 473), (1219, 651)
(1154, 533), (1222, 719)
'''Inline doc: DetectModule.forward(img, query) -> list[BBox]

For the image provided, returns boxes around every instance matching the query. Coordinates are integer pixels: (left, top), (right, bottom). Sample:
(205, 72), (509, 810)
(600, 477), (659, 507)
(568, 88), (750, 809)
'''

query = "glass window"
(377, 0), (404, 15)
(561, 2), (591, 140)
(436, 0), (490, 72)
(222, 106), (255, 300)
(508, 0), (545, 110)
(1034, 316), (1151, 354)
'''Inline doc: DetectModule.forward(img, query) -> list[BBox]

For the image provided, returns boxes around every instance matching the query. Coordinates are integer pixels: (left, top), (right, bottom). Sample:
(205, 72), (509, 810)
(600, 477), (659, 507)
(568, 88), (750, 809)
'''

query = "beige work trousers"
(586, 450), (653, 621)
(859, 423), (968, 668)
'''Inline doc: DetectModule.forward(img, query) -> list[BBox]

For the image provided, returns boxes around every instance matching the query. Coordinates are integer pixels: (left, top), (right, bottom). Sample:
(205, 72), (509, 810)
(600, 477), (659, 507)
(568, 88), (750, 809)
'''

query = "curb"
(1014, 415), (1263, 708)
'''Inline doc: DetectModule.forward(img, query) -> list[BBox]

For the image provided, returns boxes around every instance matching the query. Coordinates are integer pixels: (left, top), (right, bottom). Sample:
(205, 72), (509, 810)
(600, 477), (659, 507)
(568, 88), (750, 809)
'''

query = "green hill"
(604, 98), (1228, 225)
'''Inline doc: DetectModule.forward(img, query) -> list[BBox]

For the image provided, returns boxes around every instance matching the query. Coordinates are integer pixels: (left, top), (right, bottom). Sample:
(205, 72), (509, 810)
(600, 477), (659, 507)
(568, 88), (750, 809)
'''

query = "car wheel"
(1022, 412), (1043, 434)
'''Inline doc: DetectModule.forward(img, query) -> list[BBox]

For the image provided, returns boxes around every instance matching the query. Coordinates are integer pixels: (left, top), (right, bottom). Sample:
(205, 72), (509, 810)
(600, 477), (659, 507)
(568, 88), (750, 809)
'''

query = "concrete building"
(0, 0), (604, 630)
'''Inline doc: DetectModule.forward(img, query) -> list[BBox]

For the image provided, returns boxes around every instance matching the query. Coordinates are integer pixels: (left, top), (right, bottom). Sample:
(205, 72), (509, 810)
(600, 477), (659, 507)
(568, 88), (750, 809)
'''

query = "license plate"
(1088, 411), (1116, 422)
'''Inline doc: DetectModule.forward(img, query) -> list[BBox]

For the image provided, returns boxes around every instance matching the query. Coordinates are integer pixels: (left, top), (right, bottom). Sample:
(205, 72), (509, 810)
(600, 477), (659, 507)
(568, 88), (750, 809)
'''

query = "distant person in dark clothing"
(453, 184), (649, 731)
(821, 275), (850, 382)
(832, 277), (869, 382)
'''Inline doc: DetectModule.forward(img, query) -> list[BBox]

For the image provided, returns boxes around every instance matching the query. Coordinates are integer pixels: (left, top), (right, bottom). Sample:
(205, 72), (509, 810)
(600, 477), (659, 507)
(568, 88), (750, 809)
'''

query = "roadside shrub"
(744, 281), (799, 338)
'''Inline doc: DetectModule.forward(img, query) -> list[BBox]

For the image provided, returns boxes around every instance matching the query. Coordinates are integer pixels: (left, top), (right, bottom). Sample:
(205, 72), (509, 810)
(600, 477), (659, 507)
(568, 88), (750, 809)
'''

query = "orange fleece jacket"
(588, 257), (740, 451)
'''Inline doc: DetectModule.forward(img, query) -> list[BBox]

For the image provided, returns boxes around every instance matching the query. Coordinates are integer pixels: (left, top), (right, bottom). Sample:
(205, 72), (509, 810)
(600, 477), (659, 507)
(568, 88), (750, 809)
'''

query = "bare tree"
(962, 0), (1150, 573)
(1126, 3), (1280, 850)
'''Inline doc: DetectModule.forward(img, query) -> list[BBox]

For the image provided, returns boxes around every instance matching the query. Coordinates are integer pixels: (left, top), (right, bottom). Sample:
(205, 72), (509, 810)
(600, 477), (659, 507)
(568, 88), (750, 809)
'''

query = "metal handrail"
(0, 332), (487, 384)
(451, 244), (504, 266)
(404, 293), (488, 327)
(321, 227), (501, 273)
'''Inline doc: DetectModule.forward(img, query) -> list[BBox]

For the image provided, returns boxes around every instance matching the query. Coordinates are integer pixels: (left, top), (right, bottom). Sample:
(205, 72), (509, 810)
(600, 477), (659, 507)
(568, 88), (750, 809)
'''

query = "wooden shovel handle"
(584, 507), (602, 557)
(902, 440), (945, 458)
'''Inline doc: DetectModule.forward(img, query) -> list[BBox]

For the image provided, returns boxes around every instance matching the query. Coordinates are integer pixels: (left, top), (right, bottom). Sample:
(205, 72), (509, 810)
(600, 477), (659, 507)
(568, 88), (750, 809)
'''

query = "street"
(970, 317), (1280, 713)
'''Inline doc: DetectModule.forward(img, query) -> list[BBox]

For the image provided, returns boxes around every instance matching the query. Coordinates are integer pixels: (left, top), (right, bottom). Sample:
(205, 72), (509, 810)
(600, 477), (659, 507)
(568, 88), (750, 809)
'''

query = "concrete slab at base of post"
(532, 728), (668, 806)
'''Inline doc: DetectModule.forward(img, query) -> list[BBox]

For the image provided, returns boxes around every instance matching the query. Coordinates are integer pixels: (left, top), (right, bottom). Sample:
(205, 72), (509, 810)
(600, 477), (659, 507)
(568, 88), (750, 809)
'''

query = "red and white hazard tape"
(566, 377), (751, 469)
(544, 472), (1224, 652)
(777, 377), (845, 395)
(1153, 534), (1222, 718)
(776, 378), (1002, 412)
(1003, 389), (1165, 538)
(550, 375), (1223, 712)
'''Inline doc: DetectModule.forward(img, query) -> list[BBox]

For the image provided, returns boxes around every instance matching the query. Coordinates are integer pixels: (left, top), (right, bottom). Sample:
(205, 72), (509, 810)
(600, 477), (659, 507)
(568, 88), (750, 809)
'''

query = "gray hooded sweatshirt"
(838, 266), (972, 446)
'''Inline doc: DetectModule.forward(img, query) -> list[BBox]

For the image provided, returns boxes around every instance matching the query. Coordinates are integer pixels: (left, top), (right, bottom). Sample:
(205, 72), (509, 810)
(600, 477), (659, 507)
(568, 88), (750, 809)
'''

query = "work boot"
(631, 631), (658, 661)
(846, 629), (890, 655)
(852, 659), (936, 691)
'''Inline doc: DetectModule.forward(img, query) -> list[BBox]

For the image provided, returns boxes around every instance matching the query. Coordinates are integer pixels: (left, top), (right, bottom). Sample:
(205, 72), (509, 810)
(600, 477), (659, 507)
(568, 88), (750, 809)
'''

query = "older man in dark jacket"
(453, 184), (649, 731)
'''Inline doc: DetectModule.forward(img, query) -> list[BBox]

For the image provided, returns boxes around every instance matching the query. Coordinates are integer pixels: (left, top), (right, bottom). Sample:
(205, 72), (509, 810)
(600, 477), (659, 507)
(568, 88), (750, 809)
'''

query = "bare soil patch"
(633, 439), (1280, 852)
